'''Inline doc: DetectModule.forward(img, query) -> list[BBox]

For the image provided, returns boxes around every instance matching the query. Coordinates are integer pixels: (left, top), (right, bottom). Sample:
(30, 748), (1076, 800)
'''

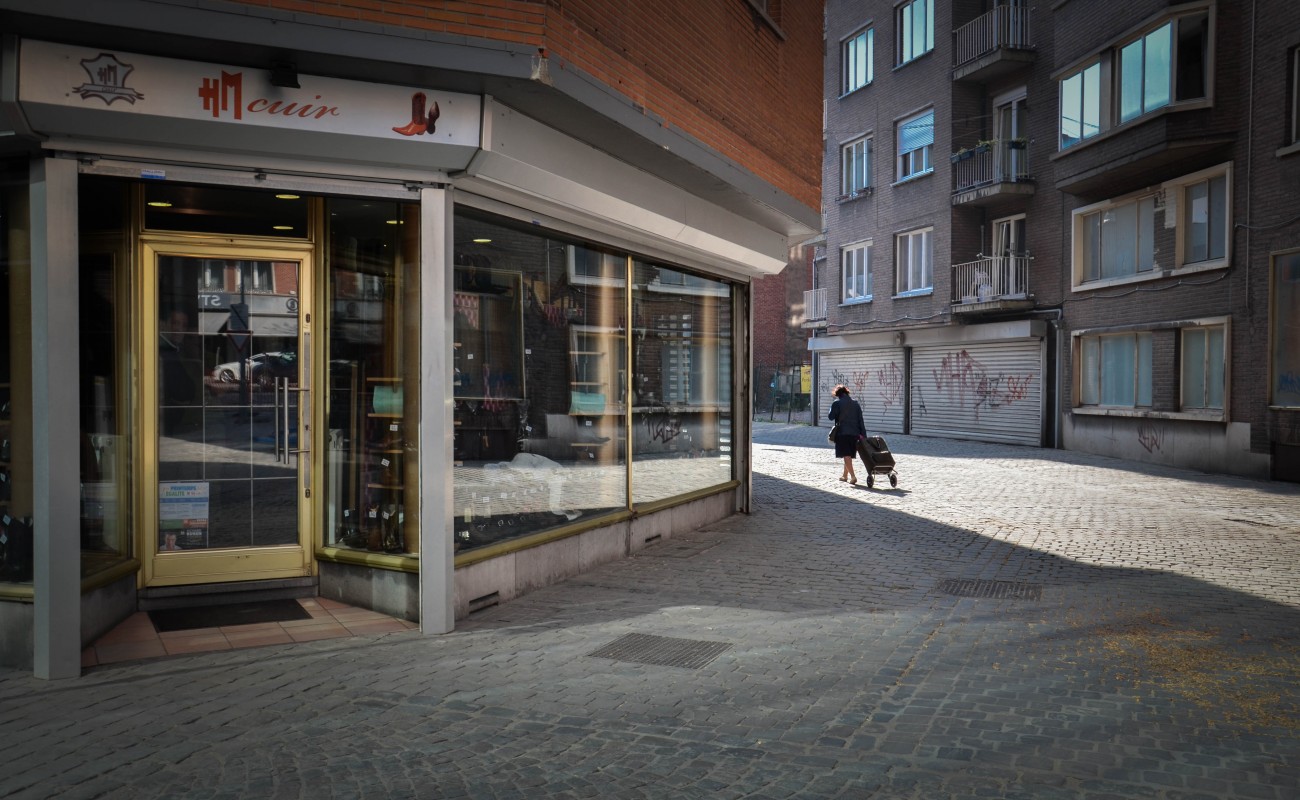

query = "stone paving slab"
(2, 422), (1298, 799)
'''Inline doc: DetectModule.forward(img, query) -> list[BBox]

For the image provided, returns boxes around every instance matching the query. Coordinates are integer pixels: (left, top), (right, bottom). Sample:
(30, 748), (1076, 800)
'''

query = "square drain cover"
(588, 632), (731, 669)
(938, 578), (1042, 600)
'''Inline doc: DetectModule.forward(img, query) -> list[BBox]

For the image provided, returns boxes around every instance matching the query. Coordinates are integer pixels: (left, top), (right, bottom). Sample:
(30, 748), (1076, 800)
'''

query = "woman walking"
(828, 384), (866, 484)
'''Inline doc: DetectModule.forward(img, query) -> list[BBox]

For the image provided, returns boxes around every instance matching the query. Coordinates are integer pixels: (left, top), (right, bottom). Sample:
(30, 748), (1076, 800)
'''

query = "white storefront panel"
(910, 340), (1044, 446)
(817, 348), (906, 434)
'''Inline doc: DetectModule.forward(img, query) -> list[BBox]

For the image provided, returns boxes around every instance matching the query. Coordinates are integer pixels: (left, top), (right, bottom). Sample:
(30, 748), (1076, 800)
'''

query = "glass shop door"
(141, 240), (315, 586)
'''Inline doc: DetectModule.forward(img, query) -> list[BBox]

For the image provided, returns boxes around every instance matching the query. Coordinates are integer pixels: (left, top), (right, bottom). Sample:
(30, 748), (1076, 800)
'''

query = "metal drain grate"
(587, 632), (732, 669)
(937, 578), (1043, 600)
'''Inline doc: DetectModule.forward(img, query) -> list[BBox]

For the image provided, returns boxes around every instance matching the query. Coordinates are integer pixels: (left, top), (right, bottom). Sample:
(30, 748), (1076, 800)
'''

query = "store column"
(418, 186), (454, 633)
(30, 156), (80, 678)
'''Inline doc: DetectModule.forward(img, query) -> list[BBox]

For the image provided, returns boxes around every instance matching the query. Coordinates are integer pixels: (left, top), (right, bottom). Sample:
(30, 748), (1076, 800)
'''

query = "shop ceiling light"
(147, 201), (172, 207)
(275, 194), (300, 200)
(273, 225), (294, 231)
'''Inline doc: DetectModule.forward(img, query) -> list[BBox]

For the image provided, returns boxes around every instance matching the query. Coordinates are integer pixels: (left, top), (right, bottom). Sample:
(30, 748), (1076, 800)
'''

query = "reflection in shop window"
(451, 212), (627, 552)
(631, 260), (733, 506)
(447, 210), (735, 553)
(322, 198), (421, 557)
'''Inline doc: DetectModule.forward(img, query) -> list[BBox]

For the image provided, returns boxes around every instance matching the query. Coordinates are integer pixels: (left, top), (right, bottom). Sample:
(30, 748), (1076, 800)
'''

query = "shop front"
(811, 321), (1048, 446)
(0, 37), (787, 677)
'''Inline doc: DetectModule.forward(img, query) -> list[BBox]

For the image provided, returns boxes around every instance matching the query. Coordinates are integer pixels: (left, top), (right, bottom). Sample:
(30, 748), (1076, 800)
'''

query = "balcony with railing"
(952, 4), (1035, 82)
(951, 139), (1034, 206)
(802, 287), (828, 328)
(951, 255), (1033, 314)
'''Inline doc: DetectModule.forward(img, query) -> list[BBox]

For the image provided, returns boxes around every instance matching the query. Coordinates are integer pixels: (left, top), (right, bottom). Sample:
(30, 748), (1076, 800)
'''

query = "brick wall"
(235, 0), (823, 210)
(752, 245), (812, 372)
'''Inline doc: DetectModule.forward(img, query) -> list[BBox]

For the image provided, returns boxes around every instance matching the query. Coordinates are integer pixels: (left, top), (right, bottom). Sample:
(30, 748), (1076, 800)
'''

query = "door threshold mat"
(148, 598), (312, 632)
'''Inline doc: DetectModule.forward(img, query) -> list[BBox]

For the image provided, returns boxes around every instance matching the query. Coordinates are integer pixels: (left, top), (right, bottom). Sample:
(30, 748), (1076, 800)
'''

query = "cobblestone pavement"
(3, 422), (1299, 799)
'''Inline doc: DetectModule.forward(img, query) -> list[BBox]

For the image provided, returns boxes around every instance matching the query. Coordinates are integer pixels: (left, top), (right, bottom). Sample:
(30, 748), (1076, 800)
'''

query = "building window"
(896, 0), (933, 66)
(1182, 172), (1228, 265)
(233, 262), (275, 293)
(841, 137), (871, 196)
(1119, 23), (1172, 123)
(1181, 325), (1225, 410)
(1079, 332), (1152, 407)
(896, 110), (934, 181)
(1060, 10), (1208, 149)
(843, 27), (873, 94)
(1060, 62), (1101, 149)
(1073, 164), (1232, 286)
(1077, 195), (1157, 283)
(841, 242), (871, 303)
(896, 228), (932, 295)
(200, 261), (225, 291)
(1270, 250), (1300, 408)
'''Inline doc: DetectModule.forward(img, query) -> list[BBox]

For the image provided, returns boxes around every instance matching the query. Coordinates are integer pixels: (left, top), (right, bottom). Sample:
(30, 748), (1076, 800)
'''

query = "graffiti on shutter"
(817, 348), (906, 434)
(910, 341), (1043, 446)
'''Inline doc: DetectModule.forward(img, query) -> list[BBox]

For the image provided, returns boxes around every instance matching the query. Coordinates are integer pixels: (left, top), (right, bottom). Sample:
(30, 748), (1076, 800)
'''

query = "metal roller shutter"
(817, 348), (906, 434)
(910, 341), (1044, 446)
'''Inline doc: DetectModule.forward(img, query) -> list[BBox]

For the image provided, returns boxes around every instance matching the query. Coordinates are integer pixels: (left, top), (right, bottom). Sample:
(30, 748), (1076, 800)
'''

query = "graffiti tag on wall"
(876, 362), (903, 410)
(931, 350), (1035, 421)
(1136, 421), (1165, 453)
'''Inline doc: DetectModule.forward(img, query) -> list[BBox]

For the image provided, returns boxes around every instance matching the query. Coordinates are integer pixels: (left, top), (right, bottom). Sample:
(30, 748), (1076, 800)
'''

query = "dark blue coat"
(828, 396), (866, 438)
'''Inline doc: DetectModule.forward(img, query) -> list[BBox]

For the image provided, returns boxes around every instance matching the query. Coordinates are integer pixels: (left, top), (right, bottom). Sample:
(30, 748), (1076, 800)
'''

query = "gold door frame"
(138, 236), (317, 587)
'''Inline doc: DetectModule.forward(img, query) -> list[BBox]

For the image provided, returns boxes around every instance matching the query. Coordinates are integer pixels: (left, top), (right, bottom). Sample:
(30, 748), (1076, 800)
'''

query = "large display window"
(630, 261), (733, 505)
(322, 198), (422, 558)
(452, 209), (734, 554)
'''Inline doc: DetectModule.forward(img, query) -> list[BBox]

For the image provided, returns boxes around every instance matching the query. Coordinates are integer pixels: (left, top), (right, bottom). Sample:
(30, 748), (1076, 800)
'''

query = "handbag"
(827, 424), (839, 443)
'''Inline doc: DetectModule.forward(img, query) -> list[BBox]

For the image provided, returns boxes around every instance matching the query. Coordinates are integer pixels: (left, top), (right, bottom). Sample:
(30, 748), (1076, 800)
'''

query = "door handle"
(295, 332), (311, 494)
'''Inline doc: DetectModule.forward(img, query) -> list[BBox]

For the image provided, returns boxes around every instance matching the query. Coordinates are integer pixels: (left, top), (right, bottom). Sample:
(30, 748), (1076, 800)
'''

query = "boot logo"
(74, 53), (145, 105)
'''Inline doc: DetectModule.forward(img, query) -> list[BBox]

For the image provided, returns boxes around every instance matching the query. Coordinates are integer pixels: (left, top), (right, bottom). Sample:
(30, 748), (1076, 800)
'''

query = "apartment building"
(0, 0), (823, 677)
(811, 0), (1300, 480)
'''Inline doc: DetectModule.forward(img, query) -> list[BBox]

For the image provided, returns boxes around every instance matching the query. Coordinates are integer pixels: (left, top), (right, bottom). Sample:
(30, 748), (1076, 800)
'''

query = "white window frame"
(200, 260), (225, 291)
(1180, 322), (1227, 412)
(1073, 193), (1158, 288)
(1169, 162), (1232, 271)
(895, 228), (933, 296)
(841, 136), (871, 197)
(896, 109), (934, 182)
(842, 26), (874, 95)
(841, 241), (872, 304)
(1076, 331), (1153, 409)
(1178, 170), (1229, 267)
(896, 0), (934, 67)
(1071, 163), (1232, 290)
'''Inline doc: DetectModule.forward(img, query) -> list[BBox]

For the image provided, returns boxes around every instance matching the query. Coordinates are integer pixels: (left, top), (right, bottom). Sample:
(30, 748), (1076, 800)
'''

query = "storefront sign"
(159, 482), (210, 551)
(19, 39), (481, 152)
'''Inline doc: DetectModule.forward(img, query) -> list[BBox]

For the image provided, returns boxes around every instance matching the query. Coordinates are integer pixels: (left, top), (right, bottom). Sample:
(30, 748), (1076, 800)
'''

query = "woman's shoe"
(849, 477), (858, 485)
(838, 476), (847, 482)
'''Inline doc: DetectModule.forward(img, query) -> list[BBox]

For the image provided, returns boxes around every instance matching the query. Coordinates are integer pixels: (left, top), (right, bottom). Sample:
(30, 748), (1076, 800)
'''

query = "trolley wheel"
(888, 472), (898, 488)
(866, 474), (875, 488)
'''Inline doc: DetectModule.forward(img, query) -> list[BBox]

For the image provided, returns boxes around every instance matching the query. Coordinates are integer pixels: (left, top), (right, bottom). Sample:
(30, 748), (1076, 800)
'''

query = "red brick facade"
(236, 0), (824, 210)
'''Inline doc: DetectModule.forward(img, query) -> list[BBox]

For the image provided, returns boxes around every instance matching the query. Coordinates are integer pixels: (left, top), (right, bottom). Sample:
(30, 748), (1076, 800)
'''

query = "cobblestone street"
(2, 421), (1298, 799)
